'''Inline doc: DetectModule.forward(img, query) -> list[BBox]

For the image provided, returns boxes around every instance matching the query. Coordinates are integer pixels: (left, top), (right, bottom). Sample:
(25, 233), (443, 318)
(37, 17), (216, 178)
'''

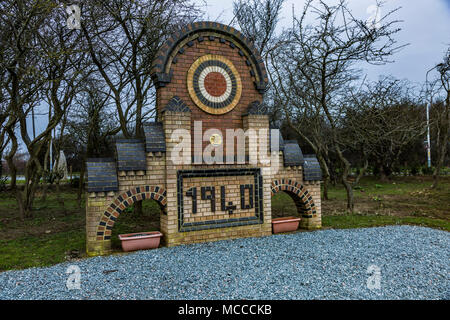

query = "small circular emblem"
(209, 133), (222, 146)
(187, 54), (242, 115)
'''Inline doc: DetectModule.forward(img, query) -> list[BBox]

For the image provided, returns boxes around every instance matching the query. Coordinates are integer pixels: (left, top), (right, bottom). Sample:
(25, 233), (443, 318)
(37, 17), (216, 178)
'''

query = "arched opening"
(95, 186), (167, 251)
(271, 191), (303, 219)
(110, 199), (163, 250)
(270, 180), (317, 220)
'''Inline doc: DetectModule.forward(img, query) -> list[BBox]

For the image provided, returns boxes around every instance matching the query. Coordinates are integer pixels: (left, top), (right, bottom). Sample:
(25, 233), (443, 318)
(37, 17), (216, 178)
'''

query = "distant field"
(0, 175), (448, 271)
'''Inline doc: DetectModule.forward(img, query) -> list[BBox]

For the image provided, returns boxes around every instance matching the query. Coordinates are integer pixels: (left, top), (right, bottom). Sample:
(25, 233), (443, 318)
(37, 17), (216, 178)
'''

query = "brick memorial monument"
(86, 22), (322, 256)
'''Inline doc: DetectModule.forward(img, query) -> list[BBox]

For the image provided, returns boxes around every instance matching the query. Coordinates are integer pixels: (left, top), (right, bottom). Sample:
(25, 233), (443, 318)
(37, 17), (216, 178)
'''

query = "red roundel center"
(204, 72), (227, 97)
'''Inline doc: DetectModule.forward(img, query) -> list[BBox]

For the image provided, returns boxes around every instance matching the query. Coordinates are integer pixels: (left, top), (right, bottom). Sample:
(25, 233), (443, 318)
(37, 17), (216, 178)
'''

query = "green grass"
(0, 230), (85, 270)
(0, 189), (87, 271)
(271, 188), (450, 232)
(322, 215), (450, 231)
(326, 175), (446, 200)
(0, 189), (163, 271)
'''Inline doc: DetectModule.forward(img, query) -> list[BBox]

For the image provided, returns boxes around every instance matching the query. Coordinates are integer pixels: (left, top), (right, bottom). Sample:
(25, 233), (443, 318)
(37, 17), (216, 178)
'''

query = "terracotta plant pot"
(272, 217), (301, 234)
(118, 231), (163, 252)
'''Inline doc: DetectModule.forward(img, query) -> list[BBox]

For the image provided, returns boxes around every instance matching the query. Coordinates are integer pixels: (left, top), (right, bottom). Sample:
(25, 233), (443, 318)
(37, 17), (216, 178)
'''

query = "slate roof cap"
(303, 155), (322, 181)
(86, 158), (118, 192)
(143, 122), (166, 153)
(283, 141), (304, 166)
(115, 140), (146, 171)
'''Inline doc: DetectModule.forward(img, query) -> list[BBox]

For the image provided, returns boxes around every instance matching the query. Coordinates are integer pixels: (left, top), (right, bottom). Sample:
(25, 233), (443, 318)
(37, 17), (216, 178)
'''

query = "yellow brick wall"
(86, 112), (322, 255)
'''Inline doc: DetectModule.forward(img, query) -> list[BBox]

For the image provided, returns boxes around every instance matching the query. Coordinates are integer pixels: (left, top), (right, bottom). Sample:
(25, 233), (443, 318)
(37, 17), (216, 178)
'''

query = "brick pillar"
(242, 114), (272, 236)
(161, 110), (192, 246)
(301, 181), (322, 229)
(144, 152), (168, 242)
(86, 191), (117, 256)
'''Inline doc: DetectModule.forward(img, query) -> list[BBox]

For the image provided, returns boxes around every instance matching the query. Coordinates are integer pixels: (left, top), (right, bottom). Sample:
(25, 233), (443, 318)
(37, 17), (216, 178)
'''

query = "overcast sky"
(24, 0), (450, 150)
(204, 0), (450, 85)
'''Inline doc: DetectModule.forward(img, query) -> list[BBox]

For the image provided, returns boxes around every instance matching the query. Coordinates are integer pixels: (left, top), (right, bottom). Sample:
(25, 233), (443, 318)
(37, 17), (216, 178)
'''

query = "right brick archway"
(270, 179), (317, 219)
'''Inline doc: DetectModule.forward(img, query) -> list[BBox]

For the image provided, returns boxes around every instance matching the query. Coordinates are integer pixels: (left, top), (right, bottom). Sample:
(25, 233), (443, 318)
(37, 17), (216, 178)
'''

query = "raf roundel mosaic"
(187, 54), (242, 115)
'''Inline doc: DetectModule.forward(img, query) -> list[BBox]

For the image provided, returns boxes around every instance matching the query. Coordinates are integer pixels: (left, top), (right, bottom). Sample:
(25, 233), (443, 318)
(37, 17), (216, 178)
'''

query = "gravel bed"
(0, 225), (448, 300)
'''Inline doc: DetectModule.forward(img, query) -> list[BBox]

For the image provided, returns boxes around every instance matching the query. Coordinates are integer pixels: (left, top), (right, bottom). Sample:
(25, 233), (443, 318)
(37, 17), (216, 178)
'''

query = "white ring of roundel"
(198, 66), (232, 103)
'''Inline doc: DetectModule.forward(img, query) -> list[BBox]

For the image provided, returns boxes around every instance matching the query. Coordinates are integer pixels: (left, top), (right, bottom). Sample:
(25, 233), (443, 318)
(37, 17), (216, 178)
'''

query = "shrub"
(70, 177), (80, 188)
(410, 166), (419, 176)
(372, 166), (380, 176)
(0, 175), (7, 191)
(421, 166), (434, 175)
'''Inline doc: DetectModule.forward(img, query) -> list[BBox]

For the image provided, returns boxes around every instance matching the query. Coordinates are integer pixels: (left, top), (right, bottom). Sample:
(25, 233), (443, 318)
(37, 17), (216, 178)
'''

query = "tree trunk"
(41, 138), (51, 202)
(353, 159), (369, 187)
(16, 173), (39, 219)
(15, 189), (26, 220)
(379, 165), (389, 182)
(55, 179), (66, 214)
(316, 153), (330, 200)
(334, 144), (354, 212)
(322, 178), (329, 201)
(341, 165), (354, 212)
(432, 94), (449, 189)
(134, 200), (143, 215)
(77, 160), (86, 209)
(343, 178), (354, 212)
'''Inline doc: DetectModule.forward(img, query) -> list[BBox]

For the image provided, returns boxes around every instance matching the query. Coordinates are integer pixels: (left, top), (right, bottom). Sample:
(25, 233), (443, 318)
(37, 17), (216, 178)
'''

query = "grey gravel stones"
(0, 225), (448, 300)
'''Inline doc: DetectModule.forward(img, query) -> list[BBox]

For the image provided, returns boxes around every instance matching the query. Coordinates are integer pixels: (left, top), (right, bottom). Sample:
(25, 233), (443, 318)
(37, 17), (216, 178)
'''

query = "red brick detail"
(270, 180), (315, 217)
(150, 21), (268, 92)
(96, 186), (167, 241)
(204, 72), (227, 96)
(157, 34), (261, 156)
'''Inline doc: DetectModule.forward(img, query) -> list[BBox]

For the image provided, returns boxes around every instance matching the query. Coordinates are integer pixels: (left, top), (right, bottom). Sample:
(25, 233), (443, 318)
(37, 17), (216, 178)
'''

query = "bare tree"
(80, 0), (202, 138)
(431, 48), (450, 188)
(1, 0), (52, 218)
(232, 0), (284, 58)
(268, 0), (406, 211)
(0, 50), (10, 184)
(39, 3), (91, 210)
(343, 76), (425, 182)
(0, 1), (86, 218)
(269, 50), (335, 199)
(66, 76), (120, 207)
(231, 0), (287, 165)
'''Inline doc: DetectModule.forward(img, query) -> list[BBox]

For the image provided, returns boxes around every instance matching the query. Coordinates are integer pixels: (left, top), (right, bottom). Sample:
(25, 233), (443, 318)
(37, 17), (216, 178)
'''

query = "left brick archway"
(96, 186), (167, 241)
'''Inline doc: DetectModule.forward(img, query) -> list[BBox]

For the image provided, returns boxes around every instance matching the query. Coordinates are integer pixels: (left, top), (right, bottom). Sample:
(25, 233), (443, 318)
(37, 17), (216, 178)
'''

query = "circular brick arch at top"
(271, 180), (317, 218)
(150, 21), (269, 93)
(96, 186), (167, 241)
